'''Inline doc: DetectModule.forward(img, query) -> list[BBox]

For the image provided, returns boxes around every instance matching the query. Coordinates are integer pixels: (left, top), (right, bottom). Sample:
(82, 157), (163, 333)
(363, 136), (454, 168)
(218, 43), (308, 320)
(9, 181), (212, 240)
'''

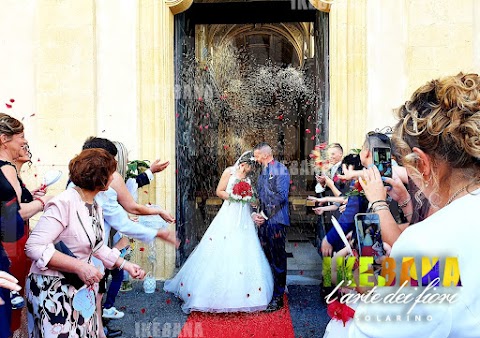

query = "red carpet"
(179, 295), (295, 338)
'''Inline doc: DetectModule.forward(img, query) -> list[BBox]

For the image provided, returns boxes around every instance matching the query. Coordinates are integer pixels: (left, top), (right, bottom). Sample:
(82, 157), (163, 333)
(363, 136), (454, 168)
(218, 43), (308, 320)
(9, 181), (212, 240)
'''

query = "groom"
(252, 142), (290, 312)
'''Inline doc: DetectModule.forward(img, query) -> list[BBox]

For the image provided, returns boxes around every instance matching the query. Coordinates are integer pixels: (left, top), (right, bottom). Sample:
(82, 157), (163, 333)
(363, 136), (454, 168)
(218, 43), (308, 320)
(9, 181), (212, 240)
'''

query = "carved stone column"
(328, 0), (368, 150)
(136, 0), (192, 279)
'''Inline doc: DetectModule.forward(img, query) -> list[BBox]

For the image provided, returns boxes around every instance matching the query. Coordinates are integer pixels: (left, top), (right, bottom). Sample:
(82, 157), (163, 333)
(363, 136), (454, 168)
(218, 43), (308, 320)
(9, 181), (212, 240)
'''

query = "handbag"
(54, 241), (85, 289)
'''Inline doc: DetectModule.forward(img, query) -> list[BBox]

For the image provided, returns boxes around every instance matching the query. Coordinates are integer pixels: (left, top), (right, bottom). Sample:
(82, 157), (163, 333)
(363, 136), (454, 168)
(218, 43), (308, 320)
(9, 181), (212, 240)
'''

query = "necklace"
(75, 187), (94, 204)
(445, 183), (472, 206)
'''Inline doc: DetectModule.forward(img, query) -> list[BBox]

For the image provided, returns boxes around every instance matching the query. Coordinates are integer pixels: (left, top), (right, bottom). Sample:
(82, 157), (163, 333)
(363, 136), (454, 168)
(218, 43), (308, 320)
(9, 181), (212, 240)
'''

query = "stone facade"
(0, 0), (478, 278)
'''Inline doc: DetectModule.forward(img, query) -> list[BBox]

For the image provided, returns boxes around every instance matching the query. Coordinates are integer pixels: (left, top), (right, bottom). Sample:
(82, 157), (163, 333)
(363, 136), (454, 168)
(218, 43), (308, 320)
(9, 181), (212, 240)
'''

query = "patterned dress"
(26, 275), (98, 338)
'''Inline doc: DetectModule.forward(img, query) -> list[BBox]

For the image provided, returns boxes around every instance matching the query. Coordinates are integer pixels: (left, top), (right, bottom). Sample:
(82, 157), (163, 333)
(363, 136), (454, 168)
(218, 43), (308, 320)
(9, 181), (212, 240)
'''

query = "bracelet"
(119, 259), (127, 270)
(372, 205), (390, 213)
(368, 200), (388, 210)
(35, 198), (45, 211)
(398, 196), (411, 208)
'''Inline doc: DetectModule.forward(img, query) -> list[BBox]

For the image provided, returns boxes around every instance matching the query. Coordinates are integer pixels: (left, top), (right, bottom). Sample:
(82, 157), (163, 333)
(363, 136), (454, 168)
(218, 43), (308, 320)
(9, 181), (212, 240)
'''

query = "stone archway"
(200, 23), (312, 67)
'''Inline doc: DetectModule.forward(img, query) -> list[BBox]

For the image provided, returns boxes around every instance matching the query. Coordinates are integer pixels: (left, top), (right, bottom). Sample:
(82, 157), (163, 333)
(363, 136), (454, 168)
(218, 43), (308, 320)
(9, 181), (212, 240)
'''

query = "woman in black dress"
(0, 114), (48, 338)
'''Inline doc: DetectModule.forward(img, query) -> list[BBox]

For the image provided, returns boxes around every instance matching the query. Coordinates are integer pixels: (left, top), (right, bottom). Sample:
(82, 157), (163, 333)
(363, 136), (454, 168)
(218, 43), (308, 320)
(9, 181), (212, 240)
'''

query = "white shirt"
(66, 183), (158, 245)
(349, 189), (480, 338)
(96, 187), (158, 244)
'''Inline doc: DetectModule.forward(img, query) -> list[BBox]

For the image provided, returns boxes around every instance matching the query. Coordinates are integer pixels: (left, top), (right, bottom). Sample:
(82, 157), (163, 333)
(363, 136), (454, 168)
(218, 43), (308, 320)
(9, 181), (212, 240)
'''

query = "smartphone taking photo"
(354, 213), (386, 267)
(372, 147), (392, 180)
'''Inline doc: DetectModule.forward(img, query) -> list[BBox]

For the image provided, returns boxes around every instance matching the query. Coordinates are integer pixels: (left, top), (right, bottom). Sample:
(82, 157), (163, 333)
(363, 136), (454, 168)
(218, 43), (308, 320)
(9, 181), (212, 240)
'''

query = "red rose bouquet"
(327, 300), (355, 326)
(345, 179), (365, 197)
(229, 179), (256, 204)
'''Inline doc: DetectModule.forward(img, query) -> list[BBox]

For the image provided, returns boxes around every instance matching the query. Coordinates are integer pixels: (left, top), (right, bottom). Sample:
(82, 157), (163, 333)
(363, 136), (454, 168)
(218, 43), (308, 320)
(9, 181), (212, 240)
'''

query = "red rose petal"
(175, 113), (179, 118)
(300, 270), (304, 275)
(311, 136), (315, 140)
(305, 129), (311, 134)
(294, 243), (298, 248)
(30, 113), (35, 117)
(246, 294), (250, 298)
(5, 103), (12, 109)
(9, 99), (14, 103)
(141, 308), (146, 314)
(223, 145), (229, 150)
(166, 299), (171, 305)
(143, 190), (148, 194)
(187, 293), (191, 297)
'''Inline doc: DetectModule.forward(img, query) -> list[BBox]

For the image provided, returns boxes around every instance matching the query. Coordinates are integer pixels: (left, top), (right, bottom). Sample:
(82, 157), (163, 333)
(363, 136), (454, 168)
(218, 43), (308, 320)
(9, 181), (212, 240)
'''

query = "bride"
(164, 151), (274, 313)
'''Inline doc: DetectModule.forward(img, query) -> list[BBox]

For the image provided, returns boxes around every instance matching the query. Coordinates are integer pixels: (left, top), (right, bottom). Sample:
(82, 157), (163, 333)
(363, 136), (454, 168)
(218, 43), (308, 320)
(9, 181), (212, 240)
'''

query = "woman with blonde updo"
(324, 73), (480, 338)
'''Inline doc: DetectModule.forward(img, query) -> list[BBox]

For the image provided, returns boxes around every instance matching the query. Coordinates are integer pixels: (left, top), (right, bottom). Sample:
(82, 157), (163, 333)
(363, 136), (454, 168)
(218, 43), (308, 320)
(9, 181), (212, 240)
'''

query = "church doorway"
(174, 1), (329, 263)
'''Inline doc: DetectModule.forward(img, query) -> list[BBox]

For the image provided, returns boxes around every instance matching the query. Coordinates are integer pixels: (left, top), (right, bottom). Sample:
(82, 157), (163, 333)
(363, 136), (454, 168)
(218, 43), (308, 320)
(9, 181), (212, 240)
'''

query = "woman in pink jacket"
(25, 148), (145, 338)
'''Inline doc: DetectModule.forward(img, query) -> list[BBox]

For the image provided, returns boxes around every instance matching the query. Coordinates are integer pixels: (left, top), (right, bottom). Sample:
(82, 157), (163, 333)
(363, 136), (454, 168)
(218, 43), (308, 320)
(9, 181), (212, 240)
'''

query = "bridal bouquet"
(229, 180), (256, 204)
(345, 179), (365, 197)
(126, 160), (150, 179)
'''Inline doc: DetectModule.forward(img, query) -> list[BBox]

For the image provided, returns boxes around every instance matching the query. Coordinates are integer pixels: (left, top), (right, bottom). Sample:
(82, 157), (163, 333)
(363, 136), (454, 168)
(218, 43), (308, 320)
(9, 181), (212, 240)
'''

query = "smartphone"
(372, 147), (392, 180)
(354, 213), (385, 266)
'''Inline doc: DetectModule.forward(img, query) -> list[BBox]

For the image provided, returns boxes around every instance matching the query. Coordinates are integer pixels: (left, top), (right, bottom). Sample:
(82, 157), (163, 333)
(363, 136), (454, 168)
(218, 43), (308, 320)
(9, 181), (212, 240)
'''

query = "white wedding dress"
(164, 169), (274, 314)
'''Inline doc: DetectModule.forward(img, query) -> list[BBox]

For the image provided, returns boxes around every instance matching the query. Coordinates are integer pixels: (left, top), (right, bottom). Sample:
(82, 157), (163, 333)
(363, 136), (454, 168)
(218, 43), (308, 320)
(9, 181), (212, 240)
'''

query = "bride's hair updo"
(238, 151), (256, 166)
(393, 72), (480, 195)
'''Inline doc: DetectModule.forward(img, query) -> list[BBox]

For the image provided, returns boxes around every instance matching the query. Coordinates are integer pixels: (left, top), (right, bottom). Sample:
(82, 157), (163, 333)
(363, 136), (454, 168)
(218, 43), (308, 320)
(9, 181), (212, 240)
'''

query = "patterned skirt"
(26, 274), (98, 338)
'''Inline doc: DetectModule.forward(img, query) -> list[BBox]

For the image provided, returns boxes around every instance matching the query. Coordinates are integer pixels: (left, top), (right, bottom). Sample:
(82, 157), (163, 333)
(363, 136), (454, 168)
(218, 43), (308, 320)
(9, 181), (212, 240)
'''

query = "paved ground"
(107, 282), (329, 338)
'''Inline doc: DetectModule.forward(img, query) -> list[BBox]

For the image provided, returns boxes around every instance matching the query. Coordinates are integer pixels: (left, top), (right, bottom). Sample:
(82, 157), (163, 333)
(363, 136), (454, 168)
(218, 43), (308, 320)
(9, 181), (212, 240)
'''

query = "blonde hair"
(113, 141), (128, 179)
(393, 73), (480, 204)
